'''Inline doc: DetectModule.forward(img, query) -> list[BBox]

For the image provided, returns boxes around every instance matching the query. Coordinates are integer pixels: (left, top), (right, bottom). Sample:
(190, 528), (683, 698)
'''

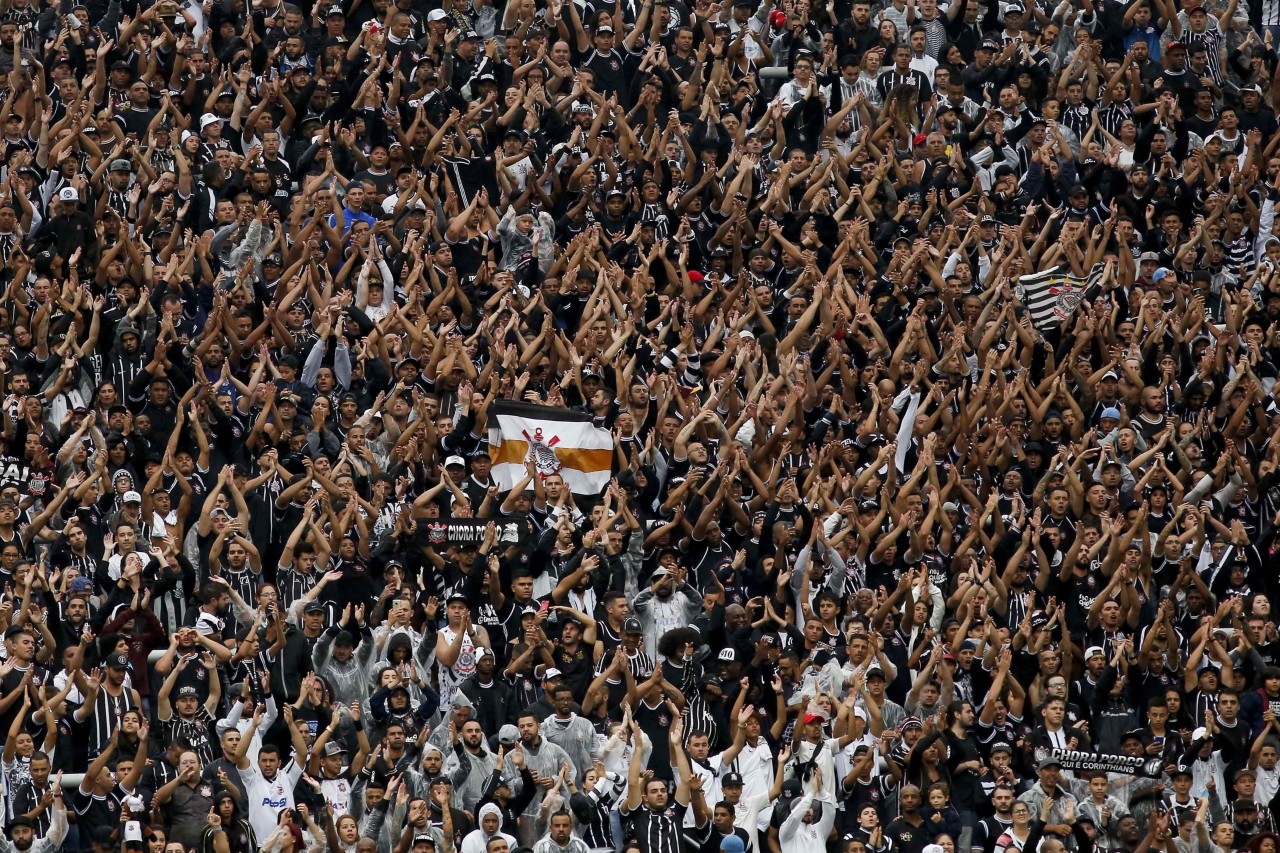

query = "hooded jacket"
(460, 804), (518, 853)
(475, 764), (539, 837)
(444, 736), (500, 811)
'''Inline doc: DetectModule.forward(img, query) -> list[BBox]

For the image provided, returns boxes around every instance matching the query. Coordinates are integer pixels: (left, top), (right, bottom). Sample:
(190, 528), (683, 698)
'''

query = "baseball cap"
(622, 617), (643, 634)
(304, 600), (325, 614)
(123, 490), (141, 504)
(427, 7), (447, 19)
(58, 186), (78, 202)
(109, 158), (133, 172)
(322, 741), (348, 756)
(107, 652), (130, 669)
(1085, 646), (1105, 660)
(1139, 251), (1159, 263)
(1100, 406), (1122, 420)
(722, 772), (744, 787)
(177, 685), (198, 698)
(498, 724), (520, 745)
(542, 667), (563, 681)
(1037, 755), (1062, 771)
(444, 455), (466, 468)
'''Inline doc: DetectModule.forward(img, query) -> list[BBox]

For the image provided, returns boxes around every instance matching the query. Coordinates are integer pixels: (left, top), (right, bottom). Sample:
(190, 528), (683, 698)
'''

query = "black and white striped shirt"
(277, 565), (319, 612)
(576, 774), (622, 850)
(88, 685), (138, 755)
(623, 801), (687, 853)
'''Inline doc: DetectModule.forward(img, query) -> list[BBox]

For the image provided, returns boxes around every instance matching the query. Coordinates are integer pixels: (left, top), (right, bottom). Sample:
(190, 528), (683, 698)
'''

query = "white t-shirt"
(1256, 763), (1280, 805)
(321, 774), (354, 819)
(719, 740), (773, 805)
(241, 756), (303, 845)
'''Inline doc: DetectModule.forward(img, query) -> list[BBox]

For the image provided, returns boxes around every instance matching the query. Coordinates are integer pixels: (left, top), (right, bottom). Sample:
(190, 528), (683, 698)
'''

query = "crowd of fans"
(3, 0), (1280, 852)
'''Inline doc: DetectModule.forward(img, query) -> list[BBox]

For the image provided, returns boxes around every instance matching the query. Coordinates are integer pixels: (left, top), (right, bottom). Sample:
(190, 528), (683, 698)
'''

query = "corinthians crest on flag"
(1014, 263), (1106, 332)
(488, 401), (613, 495)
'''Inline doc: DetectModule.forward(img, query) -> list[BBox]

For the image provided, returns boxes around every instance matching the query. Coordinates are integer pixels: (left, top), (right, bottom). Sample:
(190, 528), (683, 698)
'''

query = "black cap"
(107, 652), (130, 669)
(722, 772), (744, 787)
(303, 600), (325, 614)
(622, 616), (643, 634)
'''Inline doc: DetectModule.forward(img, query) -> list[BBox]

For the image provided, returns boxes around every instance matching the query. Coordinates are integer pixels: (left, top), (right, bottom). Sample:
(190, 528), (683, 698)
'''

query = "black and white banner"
(420, 516), (530, 548)
(1048, 749), (1163, 777)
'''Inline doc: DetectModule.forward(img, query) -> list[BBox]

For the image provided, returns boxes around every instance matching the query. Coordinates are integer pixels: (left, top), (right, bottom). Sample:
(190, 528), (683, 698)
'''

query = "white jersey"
(321, 775), (354, 819)
(241, 757), (303, 845)
(438, 626), (477, 711)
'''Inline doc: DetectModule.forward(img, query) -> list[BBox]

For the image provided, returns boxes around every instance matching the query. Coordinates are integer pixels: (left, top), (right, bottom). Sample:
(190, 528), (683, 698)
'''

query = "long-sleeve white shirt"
(779, 795), (837, 853)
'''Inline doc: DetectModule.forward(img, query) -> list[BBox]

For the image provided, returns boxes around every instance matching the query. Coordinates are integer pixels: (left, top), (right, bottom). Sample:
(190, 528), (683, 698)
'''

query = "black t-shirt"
(634, 699), (677, 780)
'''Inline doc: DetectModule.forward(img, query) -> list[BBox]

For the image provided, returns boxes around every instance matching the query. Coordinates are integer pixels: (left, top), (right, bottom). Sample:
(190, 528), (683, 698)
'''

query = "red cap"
(769, 9), (787, 26)
(803, 712), (825, 724)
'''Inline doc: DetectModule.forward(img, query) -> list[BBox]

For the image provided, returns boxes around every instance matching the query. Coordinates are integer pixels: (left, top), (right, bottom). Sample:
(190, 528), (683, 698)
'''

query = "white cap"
(1193, 726), (1209, 742)
(444, 455), (466, 468)
(123, 490), (142, 504)
(58, 186), (78, 202)
(199, 113), (220, 129)
(427, 8), (448, 19)
(181, 130), (194, 144)
(1085, 646), (1105, 660)
(124, 821), (143, 843)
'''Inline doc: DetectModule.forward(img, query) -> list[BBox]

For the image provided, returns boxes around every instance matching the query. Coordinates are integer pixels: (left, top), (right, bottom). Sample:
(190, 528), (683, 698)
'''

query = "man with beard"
(157, 654), (224, 766)
(976, 784), (1017, 853)
(4, 785), (67, 853)
(443, 719), (499, 821)
(502, 713), (572, 836)
(1115, 164), (1158, 223)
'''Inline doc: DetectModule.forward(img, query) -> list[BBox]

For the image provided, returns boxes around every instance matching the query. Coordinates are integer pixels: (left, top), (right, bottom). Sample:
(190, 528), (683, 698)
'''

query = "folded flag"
(1015, 263), (1105, 331)
(488, 401), (613, 495)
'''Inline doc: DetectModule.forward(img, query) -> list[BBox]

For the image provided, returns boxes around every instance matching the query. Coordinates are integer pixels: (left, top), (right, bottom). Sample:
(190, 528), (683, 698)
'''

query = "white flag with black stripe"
(1015, 263), (1105, 331)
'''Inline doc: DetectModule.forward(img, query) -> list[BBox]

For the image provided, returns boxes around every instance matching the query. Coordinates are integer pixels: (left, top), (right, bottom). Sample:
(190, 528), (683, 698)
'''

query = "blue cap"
(1101, 407), (1121, 420)
(1152, 268), (1170, 282)
(721, 837), (746, 853)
